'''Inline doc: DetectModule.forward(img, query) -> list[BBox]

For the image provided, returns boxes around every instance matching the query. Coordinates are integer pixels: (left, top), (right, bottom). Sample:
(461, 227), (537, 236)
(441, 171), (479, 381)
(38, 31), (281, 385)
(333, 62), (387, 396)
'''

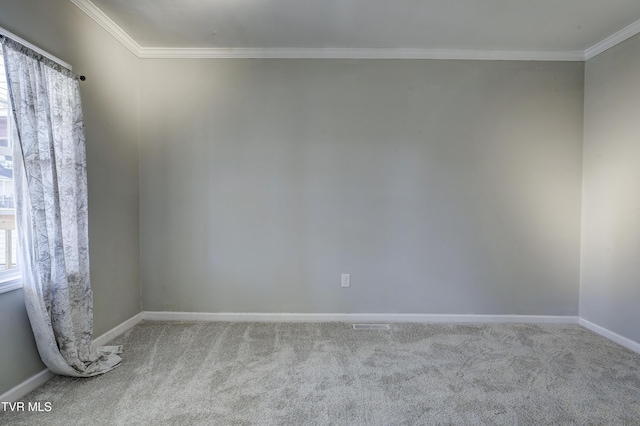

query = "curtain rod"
(0, 25), (74, 71)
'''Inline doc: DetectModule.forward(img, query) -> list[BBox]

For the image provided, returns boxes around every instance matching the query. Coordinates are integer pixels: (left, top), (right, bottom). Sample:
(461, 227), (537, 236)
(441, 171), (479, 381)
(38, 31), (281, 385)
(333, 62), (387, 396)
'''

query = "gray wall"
(0, 0), (140, 395)
(140, 59), (584, 315)
(0, 290), (44, 396)
(581, 34), (640, 344)
(7, 0), (626, 397)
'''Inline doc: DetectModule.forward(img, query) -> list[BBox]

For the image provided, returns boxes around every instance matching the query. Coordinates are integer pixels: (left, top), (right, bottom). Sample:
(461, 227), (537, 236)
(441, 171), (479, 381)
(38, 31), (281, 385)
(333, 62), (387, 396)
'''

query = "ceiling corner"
(70, 0), (640, 62)
(585, 17), (640, 60)
(70, 0), (142, 57)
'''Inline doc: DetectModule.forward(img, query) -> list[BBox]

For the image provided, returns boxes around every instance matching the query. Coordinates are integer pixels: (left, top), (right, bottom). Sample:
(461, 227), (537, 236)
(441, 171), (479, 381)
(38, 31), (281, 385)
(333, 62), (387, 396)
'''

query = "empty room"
(1, 0), (639, 424)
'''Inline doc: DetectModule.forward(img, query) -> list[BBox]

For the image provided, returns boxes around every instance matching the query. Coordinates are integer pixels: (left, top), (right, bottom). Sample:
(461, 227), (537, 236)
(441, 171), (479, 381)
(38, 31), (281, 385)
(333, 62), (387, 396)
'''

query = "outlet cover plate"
(341, 274), (350, 288)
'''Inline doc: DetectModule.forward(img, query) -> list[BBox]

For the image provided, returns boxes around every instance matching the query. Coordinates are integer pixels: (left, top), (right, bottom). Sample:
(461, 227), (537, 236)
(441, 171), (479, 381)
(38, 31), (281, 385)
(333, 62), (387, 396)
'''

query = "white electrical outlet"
(341, 274), (351, 288)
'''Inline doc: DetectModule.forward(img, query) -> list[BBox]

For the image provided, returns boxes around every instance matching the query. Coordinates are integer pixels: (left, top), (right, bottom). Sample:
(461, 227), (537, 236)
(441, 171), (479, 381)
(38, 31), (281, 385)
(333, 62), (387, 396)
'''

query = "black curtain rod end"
(80, 75), (86, 81)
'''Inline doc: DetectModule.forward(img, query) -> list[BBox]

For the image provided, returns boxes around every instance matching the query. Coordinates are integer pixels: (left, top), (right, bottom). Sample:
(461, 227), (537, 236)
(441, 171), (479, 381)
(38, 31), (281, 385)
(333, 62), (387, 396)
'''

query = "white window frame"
(0, 46), (21, 294)
(0, 27), (70, 294)
(0, 269), (21, 293)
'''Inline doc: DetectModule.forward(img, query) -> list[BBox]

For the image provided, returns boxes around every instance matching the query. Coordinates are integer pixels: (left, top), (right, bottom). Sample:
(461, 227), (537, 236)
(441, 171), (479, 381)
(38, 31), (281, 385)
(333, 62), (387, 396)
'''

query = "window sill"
(0, 271), (23, 294)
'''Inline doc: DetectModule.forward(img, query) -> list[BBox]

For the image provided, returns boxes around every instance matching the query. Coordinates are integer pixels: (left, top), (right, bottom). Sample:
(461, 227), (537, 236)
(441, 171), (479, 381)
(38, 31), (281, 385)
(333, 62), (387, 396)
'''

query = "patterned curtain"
(1, 36), (122, 376)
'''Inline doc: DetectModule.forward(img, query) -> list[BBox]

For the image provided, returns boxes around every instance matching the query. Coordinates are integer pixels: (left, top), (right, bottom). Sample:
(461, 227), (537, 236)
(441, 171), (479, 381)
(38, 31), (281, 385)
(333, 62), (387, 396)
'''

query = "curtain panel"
(1, 36), (122, 376)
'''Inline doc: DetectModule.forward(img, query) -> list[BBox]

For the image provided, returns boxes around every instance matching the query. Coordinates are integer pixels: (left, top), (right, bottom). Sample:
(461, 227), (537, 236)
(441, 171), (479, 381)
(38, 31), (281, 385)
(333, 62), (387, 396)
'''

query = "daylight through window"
(0, 51), (19, 281)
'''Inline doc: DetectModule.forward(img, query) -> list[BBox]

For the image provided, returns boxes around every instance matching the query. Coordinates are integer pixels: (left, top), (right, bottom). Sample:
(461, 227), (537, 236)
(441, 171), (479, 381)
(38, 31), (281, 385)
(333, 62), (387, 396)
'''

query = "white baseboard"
(0, 369), (55, 405)
(142, 311), (579, 324)
(1, 312), (143, 404)
(13, 312), (640, 405)
(92, 312), (143, 349)
(579, 318), (640, 355)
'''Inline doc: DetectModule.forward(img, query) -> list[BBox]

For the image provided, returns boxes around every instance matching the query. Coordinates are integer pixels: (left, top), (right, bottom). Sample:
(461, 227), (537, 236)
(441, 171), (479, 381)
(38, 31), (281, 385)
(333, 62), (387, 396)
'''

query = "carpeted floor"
(2, 321), (639, 425)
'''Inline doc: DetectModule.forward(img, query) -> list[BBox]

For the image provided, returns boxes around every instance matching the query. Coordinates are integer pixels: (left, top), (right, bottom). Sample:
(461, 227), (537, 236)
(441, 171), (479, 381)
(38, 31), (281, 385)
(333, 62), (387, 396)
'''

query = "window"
(0, 50), (21, 293)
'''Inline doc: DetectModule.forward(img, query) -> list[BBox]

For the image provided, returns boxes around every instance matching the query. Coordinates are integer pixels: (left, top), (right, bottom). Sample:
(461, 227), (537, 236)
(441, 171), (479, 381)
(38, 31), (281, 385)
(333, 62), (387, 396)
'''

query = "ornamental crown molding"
(137, 47), (585, 61)
(584, 17), (640, 60)
(71, 0), (640, 61)
(70, 0), (142, 56)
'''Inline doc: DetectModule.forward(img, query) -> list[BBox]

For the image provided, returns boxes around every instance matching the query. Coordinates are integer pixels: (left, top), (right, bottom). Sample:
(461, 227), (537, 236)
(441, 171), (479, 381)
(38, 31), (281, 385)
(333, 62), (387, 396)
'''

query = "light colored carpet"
(1, 321), (639, 425)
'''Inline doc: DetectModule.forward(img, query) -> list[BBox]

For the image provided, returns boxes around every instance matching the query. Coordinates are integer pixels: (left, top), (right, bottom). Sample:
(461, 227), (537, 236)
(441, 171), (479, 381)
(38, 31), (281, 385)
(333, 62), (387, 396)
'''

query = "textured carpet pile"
(1, 321), (639, 425)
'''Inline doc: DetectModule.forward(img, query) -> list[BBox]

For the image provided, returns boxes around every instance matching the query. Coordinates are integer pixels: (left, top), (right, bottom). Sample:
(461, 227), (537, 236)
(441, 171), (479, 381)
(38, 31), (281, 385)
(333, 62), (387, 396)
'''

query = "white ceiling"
(74, 0), (640, 60)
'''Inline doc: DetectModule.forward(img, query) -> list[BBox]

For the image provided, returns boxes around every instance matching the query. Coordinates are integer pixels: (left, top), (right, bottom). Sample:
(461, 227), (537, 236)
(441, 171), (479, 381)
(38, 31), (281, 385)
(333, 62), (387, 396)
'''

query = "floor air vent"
(352, 324), (390, 330)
